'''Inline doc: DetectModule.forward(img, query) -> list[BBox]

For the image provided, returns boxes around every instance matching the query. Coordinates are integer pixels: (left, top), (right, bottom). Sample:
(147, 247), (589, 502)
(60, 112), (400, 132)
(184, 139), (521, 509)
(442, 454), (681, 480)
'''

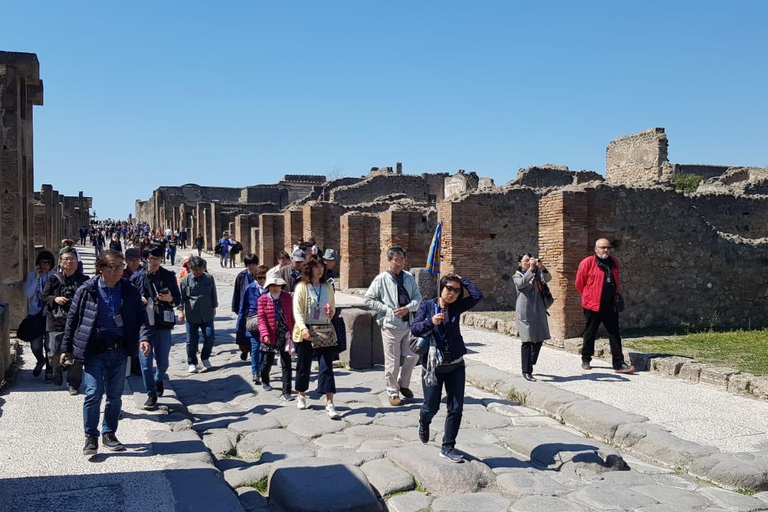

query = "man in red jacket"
(575, 238), (635, 374)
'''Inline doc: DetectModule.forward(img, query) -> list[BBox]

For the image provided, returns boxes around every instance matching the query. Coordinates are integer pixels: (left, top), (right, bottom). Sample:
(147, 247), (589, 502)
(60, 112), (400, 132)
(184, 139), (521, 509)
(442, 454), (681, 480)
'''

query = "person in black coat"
(60, 250), (151, 456)
(411, 274), (482, 463)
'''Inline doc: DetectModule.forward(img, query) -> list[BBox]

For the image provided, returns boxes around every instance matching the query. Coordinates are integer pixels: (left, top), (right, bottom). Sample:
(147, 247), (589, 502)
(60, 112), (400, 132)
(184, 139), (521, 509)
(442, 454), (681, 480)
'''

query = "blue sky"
(3, 1), (766, 219)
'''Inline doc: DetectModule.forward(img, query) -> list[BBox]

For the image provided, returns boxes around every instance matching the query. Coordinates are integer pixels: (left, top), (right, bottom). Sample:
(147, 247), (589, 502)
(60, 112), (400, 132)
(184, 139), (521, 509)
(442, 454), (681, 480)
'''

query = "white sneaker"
(296, 395), (307, 410)
(326, 403), (340, 420)
(201, 359), (212, 371)
(187, 365), (197, 373)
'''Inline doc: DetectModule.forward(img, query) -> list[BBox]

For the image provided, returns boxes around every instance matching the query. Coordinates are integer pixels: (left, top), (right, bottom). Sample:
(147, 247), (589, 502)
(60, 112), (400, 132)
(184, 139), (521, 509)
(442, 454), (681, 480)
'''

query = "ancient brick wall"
(235, 214), (260, 263)
(239, 186), (286, 206)
(439, 188), (540, 309)
(444, 171), (479, 199)
(378, 210), (436, 272)
(284, 210), (304, 251)
(329, 175), (430, 206)
(340, 214), (381, 289)
(421, 173), (448, 202)
(259, 214), (285, 268)
(692, 194), (768, 239)
(606, 128), (674, 185)
(542, 185), (768, 341)
(303, 202), (344, 253)
(676, 164), (730, 180)
(250, 227), (260, 257)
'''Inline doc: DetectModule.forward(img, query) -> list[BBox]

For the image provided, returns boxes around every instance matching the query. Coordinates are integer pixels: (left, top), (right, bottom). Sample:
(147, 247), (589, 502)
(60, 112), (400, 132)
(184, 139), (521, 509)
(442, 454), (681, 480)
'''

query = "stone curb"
(463, 311), (768, 402)
(463, 359), (768, 492)
(126, 376), (246, 511)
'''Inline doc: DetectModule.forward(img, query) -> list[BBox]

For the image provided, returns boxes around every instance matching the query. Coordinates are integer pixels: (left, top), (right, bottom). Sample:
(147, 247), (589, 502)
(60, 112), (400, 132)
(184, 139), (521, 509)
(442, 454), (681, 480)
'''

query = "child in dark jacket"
(411, 274), (482, 463)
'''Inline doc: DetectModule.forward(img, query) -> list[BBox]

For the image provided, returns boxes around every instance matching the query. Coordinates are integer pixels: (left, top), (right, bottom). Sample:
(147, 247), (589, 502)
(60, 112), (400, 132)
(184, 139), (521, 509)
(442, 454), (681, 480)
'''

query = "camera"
(158, 287), (169, 295)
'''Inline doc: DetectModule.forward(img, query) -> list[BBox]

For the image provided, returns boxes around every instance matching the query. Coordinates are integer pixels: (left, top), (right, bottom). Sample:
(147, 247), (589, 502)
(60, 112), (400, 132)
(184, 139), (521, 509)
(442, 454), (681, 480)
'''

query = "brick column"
(303, 202), (325, 249)
(340, 213), (380, 290)
(538, 190), (590, 346)
(284, 209), (304, 252)
(250, 227), (260, 258)
(197, 202), (213, 250)
(378, 210), (427, 272)
(259, 213), (285, 268)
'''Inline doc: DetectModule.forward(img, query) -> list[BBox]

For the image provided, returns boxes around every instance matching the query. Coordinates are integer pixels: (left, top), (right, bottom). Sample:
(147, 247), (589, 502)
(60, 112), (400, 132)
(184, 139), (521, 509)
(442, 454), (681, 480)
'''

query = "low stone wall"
(0, 302), (10, 383)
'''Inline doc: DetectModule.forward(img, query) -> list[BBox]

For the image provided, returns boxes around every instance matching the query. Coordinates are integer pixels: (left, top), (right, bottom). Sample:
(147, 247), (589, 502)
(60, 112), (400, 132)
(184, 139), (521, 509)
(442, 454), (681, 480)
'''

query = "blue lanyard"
(99, 278), (121, 316)
(311, 284), (323, 303)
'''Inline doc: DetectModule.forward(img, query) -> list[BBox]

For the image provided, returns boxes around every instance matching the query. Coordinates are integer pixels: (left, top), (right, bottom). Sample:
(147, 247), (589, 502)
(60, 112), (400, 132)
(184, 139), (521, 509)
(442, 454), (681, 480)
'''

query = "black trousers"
(581, 309), (624, 370)
(521, 342), (543, 374)
(261, 349), (292, 394)
(295, 343), (336, 394)
(420, 362), (465, 449)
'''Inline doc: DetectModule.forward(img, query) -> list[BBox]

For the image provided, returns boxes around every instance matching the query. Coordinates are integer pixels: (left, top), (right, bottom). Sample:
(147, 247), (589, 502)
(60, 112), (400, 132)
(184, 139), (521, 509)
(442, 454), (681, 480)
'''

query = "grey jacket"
(180, 272), (218, 324)
(513, 269), (551, 343)
(364, 270), (422, 330)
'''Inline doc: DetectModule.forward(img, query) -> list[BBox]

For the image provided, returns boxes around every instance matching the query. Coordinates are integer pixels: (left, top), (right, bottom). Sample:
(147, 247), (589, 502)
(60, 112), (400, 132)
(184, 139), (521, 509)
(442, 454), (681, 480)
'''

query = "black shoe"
(143, 395), (158, 410)
(53, 367), (63, 386)
(439, 447), (464, 463)
(252, 374), (261, 385)
(399, 387), (414, 399)
(156, 380), (164, 397)
(418, 421), (429, 444)
(523, 373), (536, 382)
(102, 433), (126, 451)
(581, 361), (592, 371)
(240, 352), (247, 361)
(68, 386), (80, 395)
(262, 383), (274, 392)
(33, 361), (44, 377)
(83, 436), (98, 456)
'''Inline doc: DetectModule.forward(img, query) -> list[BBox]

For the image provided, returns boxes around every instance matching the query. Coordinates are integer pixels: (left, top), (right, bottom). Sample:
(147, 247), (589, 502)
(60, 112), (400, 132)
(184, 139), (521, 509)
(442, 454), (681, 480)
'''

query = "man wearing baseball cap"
(276, 248), (305, 293)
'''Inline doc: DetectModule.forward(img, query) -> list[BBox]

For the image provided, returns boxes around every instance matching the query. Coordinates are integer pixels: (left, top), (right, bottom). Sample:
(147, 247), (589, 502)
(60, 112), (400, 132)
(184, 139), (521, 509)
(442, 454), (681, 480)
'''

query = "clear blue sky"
(3, 1), (766, 219)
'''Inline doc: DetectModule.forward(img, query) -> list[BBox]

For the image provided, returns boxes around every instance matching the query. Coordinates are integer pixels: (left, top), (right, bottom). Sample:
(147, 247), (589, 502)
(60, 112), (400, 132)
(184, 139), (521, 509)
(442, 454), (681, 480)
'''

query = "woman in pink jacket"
(257, 276), (296, 401)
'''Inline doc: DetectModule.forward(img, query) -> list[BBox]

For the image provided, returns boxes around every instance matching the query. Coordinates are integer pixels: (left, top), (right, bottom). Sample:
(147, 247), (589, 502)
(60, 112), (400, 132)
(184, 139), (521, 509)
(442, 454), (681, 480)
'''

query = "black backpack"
(214, 242), (222, 255)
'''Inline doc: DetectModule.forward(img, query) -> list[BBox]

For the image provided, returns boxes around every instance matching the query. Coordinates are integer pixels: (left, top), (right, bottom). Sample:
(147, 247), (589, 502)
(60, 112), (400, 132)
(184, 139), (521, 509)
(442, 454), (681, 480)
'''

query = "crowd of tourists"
(21, 220), (633, 462)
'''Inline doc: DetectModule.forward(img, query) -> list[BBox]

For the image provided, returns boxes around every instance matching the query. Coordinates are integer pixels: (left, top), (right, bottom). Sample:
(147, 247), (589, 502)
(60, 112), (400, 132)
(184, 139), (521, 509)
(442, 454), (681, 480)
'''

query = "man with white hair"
(575, 238), (635, 374)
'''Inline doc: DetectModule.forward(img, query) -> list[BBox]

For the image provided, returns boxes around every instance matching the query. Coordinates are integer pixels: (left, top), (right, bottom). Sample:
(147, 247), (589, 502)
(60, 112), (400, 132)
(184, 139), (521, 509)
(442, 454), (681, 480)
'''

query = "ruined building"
(1, 52), (94, 377)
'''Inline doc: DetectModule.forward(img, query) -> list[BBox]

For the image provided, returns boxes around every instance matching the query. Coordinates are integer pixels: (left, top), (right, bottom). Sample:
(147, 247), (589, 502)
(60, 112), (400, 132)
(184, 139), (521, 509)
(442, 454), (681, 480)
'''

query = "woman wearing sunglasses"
(411, 273), (482, 463)
(24, 250), (57, 376)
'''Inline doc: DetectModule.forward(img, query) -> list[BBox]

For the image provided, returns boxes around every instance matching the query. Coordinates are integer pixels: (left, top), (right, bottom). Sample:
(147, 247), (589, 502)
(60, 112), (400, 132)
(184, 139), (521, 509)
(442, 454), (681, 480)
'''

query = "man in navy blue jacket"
(411, 274), (482, 463)
(61, 249), (151, 456)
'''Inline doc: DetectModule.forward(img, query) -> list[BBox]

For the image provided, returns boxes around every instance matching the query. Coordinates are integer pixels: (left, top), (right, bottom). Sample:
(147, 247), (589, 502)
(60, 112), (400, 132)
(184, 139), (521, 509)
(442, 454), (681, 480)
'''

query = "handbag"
(331, 313), (346, 353)
(539, 281), (554, 310)
(246, 314), (260, 338)
(409, 334), (432, 356)
(308, 323), (338, 349)
(17, 311), (45, 342)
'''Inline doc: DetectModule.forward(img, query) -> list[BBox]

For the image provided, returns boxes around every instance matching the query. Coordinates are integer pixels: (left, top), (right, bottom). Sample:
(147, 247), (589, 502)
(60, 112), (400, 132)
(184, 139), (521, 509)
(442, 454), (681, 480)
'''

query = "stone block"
(361, 458), (414, 497)
(628, 352), (656, 371)
(510, 495), (589, 511)
(236, 487), (268, 512)
(388, 444), (494, 496)
(386, 491), (432, 512)
(569, 482), (659, 510)
(697, 486), (768, 511)
(411, 267), (437, 300)
(699, 366), (739, 388)
(236, 429), (304, 457)
(558, 400), (649, 443)
(563, 337), (582, 354)
(339, 307), (372, 369)
(631, 429), (718, 468)
(750, 376), (768, 399)
(689, 451), (768, 492)
(371, 311), (384, 366)
(651, 356), (692, 377)
(430, 492), (512, 512)
(268, 457), (382, 512)
(678, 362), (702, 383)
(728, 372), (754, 394)
(146, 429), (212, 465)
(461, 313), (476, 327)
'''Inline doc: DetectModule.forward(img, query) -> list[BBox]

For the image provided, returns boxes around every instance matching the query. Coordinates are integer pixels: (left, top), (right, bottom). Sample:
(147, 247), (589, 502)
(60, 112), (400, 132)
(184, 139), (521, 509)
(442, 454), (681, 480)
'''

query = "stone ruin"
(0, 52), (94, 377)
(137, 126), (767, 350)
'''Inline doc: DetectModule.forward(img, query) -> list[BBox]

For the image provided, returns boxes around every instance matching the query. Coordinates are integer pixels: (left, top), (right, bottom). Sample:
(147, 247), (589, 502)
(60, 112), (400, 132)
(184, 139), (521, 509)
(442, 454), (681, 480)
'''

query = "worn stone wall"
(444, 171), (479, 199)
(378, 210), (436, 273)
(696, 167), (768, 196)
(606, 127), (675, 185)
(541, 184), (768, 341)
(259, 214), (285, 269)
(284, 209), (304, 251)
(421, 172), (449, 202)
(234, 214), (260, 263)
(676, 164), (730, 180)
(439, 188), (540, 309)
(303, 202), (344, 253)
(329, 175), (430, 206)
(692, 194), (768, 239)
(340, 214), (381, 289)
(512, 165), (574, 188)
(239, 186), (287, 207)
(250, 227), (260, 257)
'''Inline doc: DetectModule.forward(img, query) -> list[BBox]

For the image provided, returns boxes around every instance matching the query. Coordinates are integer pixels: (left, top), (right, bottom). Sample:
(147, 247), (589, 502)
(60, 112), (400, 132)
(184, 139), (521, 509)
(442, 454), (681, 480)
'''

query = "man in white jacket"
(364, 246), (422, 406)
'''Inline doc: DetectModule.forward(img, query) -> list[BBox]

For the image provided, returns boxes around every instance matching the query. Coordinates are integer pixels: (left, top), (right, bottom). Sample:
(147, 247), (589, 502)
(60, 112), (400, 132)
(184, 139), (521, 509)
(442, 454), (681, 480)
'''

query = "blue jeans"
(140, 328), (172, 395)
(186, 320), (215, 365)
(220, 252), (228, 267)
(250, 336), (263, 376)
(420, 362), (465, 449)
(83, 348), (128, 437)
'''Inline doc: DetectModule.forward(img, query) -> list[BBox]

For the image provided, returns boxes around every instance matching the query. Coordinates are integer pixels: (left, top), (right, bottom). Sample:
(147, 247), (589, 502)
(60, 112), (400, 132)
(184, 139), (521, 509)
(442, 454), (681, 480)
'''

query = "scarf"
(424, 336), (443, 387)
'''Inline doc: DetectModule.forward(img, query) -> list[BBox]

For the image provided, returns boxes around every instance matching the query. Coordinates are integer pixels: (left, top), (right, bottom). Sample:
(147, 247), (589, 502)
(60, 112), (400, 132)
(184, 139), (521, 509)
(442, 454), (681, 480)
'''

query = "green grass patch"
(414, 480), (427, 494)
(251, 476), (269, 494)
(624, 328), (768, 376)
(507, 389), (528, 405)
(673, 172), (703, 194)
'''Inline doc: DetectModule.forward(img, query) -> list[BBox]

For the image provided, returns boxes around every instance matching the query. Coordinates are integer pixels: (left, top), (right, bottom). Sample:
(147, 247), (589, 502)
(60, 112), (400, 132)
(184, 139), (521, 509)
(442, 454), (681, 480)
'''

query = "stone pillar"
(303, 202), (342, 253)
(378, 210), (427, 272)
(0, 51), (43, 333)
(235, 214), (259, 263)
(33, 203), (46, 247)
(396, 162), (402, 175)
(259, 214), (285, 268)
(284, 209), (304, 252)
(340, 213), (380, 290)
(538, 190), (591, 346)
(250, 227), (260, 258)
(197, 202), (213, 251)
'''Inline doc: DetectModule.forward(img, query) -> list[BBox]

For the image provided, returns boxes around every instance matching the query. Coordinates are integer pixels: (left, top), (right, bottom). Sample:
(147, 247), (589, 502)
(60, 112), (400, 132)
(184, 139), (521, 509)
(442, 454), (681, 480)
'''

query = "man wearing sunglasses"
(59, 249), (151, 456)
(575, 239), (635, 374)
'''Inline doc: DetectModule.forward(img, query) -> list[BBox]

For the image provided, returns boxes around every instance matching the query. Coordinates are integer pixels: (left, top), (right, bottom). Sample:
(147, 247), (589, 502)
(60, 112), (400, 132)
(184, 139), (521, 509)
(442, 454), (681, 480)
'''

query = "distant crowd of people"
(21, 219), (633, 462)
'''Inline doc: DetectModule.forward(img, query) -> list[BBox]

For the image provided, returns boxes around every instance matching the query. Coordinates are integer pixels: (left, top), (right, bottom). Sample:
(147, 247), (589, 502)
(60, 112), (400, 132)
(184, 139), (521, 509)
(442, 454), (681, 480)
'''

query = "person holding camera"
(41, 247), (89, 393)
(411, 274), (482, 463)
(24, 250), (56, 377)
(514, 253), (552, 381)
(59, 249), (151, 456)
(130, 245), (181, 409)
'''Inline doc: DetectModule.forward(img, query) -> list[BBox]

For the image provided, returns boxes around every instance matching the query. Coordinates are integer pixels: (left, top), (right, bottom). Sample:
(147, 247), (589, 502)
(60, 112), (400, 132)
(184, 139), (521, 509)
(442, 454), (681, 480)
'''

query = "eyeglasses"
(443, 285), (460, 294)
(101, 264), (125, 270)
(596, 246), (612, 250)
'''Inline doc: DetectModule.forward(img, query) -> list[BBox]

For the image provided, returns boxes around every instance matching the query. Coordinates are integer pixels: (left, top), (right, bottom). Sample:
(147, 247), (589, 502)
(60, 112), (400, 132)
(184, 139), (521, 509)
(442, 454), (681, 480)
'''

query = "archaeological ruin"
(0, 51), (93, 377)
(138, 127), (768, 348)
